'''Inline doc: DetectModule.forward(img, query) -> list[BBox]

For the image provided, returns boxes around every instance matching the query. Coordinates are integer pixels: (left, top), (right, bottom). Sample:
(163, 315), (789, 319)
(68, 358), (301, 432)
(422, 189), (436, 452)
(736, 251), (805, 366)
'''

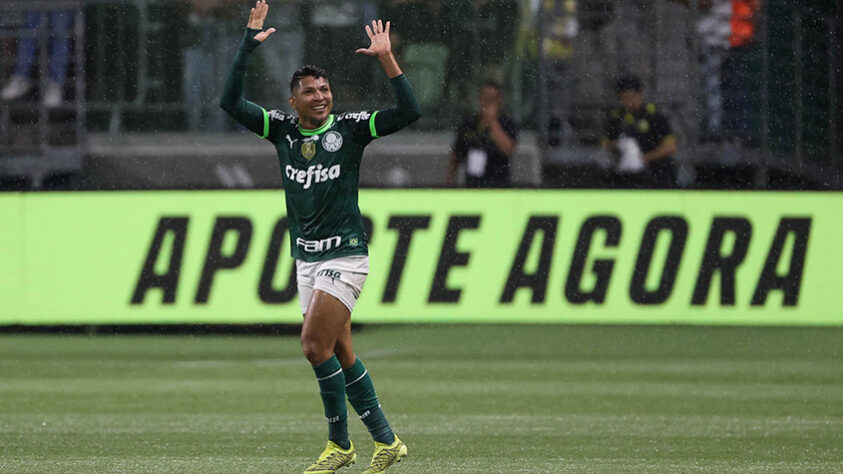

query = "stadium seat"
(400, 42), (449, 108)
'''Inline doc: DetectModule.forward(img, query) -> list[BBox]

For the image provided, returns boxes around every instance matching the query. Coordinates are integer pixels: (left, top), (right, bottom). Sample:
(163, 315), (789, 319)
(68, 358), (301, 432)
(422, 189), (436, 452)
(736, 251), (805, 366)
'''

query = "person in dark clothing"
(603, 75), (678, 188)
(448, 81), (518, 187)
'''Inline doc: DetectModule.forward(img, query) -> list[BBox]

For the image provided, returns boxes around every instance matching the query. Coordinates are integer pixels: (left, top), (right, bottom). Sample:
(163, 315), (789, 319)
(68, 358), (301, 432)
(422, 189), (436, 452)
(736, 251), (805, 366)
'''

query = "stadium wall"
(1, 190), (841, 326)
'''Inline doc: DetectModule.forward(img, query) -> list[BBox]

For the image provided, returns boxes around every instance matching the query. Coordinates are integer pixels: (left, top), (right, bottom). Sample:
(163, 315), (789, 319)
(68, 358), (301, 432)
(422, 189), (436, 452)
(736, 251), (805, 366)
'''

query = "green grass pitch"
(1, 325), (842, 473)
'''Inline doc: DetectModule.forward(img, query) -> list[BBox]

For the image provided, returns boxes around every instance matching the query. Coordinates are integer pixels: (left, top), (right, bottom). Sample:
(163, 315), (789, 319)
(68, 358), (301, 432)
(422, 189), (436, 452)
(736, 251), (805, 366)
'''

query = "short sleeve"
(452, 120), (470, 159)
(650, 112), (673, 141)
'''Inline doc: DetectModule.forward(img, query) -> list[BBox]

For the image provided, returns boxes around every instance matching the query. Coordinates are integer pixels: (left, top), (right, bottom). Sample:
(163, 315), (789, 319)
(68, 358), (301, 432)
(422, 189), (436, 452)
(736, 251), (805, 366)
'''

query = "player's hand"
(247, 0), (276, 43)
(356, 20), (392, 57)
(481, 102), (500, 127)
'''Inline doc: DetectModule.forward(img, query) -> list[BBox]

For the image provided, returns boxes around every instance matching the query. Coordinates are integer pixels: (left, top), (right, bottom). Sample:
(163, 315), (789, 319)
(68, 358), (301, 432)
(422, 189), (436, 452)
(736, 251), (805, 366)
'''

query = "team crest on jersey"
(322, 131), (343, 152)
(302, 140), (316, 160)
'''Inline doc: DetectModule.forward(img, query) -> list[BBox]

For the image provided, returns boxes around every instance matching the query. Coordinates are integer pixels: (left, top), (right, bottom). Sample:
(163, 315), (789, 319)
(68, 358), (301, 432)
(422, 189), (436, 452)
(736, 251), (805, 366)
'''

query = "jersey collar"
(298, 115), (335, 136)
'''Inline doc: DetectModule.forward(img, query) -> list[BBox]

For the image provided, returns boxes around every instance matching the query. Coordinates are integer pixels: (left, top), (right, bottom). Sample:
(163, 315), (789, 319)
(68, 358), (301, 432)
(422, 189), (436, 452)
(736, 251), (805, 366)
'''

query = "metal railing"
(1, 0), (838, 189)
(762, 3), (838, 170)
(536, 0), (840, 188)
(63, 0), (536, 133)
(83, 0), (182, 134)
(0, 0), (86, 187)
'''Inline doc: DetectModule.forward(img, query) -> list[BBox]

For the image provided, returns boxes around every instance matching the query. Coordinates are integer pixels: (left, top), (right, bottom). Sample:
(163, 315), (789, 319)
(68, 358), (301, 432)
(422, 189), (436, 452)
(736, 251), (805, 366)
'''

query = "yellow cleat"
(361, 435), (408, 473)
(304, 440), (356, 473)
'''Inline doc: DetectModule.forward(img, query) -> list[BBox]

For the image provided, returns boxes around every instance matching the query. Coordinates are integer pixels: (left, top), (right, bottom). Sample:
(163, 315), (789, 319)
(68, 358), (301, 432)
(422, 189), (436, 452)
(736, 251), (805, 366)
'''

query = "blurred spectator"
(181, 0), (240, 131)
(0, 9), (73, 108)
(602, 75), (677, 188)
(693, 0), (761, 145)
(538, 0), (578, 146)
(448, 81), (518, 187)
(722, 0), (761, 146)
(694, 0), (727, 141)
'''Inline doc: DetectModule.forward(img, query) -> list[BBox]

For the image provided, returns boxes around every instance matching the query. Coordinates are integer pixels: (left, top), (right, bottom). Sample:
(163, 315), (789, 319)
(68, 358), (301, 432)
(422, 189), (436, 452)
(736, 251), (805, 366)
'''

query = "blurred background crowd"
(0, 0), (840, 191)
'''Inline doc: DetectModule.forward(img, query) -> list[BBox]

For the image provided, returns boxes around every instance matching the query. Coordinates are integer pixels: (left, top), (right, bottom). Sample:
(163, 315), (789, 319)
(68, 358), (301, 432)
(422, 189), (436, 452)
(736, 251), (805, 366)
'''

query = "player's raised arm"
(219, 1), (276, 137)
(357, 20), (421, 137)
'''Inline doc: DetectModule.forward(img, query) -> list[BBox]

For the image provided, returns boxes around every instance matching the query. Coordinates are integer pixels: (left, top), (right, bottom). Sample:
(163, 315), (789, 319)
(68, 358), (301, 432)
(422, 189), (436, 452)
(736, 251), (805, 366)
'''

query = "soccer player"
(219, 2), (421, 473)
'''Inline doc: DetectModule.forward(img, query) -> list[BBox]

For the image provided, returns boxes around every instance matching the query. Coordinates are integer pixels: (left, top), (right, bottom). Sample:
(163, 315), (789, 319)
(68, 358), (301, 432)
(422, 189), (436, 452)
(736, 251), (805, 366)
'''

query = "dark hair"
(615, 75), (643, 94)
(480, 80), (503, 93)
(290, 65), (328, 94)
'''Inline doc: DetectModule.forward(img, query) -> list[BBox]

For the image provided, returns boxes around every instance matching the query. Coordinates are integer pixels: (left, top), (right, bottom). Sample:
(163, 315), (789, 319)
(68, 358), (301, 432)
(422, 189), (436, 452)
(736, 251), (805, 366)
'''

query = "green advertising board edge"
(1, 190), (840, 325)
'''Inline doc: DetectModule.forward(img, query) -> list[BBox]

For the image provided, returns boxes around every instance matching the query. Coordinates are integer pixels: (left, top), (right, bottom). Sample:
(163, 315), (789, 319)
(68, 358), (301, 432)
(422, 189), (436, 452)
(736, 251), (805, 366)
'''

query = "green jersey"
(221, 28), (421, 262)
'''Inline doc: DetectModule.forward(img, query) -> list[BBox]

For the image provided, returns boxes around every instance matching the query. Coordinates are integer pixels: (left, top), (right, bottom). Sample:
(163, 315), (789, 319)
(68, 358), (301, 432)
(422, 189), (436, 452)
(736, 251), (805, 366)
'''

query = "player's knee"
(300, 334), (331, 365)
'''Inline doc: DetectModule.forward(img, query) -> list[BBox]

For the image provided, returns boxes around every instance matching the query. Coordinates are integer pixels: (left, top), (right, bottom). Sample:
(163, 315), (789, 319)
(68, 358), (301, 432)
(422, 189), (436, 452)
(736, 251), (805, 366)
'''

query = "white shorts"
(296, 255), (369, 314)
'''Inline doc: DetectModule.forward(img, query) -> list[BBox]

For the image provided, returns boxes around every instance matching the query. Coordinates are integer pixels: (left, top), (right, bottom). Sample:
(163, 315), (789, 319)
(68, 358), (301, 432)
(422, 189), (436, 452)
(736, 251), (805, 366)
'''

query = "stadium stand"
(0, 1), (85, 190)
(0, 0), (839, 190)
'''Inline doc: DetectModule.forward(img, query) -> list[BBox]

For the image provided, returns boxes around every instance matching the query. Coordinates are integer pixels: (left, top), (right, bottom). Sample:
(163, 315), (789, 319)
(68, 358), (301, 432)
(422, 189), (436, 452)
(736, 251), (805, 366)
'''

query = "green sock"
(313, 356), (350, 449)
(343, 358), (395, 445)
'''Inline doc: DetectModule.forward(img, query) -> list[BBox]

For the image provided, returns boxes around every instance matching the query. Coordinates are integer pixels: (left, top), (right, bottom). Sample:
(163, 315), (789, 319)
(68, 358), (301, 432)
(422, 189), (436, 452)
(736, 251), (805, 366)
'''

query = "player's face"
(478, 85), (502, 111)
(289, 76), (333, 128)
(619, 90), (644, 111)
